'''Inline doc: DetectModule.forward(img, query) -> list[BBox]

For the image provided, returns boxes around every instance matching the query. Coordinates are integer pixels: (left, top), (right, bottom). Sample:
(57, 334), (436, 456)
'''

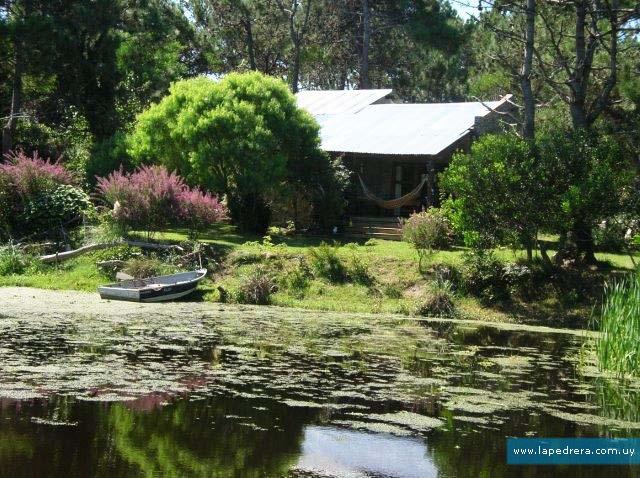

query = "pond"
(1, 288), (639, 478)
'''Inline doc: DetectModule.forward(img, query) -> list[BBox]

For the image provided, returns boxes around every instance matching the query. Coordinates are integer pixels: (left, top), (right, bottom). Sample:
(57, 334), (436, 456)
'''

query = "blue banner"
(507, 438), (640, 465)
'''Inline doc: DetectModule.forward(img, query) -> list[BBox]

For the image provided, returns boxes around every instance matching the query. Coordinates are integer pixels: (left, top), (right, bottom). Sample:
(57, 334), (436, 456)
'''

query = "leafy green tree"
(537, 129), (635, 264)
(440, 133), (550, 260)
(128, 72), (342, 232)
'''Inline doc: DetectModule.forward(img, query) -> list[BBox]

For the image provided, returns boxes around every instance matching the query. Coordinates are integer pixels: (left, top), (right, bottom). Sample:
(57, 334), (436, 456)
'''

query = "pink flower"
(1, 150), (76, 196)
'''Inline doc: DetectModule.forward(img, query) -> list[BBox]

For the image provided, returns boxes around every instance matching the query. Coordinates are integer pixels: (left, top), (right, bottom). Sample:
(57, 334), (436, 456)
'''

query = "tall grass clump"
(595, 272), (640, 376)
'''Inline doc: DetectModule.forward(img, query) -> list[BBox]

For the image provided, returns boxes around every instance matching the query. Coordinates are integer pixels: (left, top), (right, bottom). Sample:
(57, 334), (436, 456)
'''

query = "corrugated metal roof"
(296, 89), (392, 115)
(314, 98), (507, 156)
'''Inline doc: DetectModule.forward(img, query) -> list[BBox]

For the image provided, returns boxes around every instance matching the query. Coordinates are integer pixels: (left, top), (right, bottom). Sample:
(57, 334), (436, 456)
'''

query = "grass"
(594, 272), (640, 376)
(1, 224), (638, 328)
(0, 254), (109, 292)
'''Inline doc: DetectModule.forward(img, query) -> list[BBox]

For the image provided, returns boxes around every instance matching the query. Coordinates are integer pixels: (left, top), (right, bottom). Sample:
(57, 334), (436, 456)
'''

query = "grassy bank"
(0, 225), (637, 328)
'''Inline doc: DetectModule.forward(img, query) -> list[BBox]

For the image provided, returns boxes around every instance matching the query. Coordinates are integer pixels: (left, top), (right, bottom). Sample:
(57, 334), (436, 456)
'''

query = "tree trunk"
(573, 217), (597, 264)
(241, 14), (257, 70)
(520, 0), (536, 140)
(2, 16), (24, 155)
(290, 46), (301, 92)
(359, 0), (371, 89)
(569, 0), (590, 131)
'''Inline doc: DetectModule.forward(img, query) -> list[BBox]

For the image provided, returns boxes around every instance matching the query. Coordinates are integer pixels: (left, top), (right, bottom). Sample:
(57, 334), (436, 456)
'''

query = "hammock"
(357, 174), (428, 210)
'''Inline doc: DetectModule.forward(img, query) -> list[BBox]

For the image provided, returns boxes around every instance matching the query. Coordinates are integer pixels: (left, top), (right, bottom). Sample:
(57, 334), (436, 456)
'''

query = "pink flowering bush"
(1, 150), (77, 196)
(178, 188), (227, 238)
(0, 150), (88, 239)
(96, 165), (226, 237)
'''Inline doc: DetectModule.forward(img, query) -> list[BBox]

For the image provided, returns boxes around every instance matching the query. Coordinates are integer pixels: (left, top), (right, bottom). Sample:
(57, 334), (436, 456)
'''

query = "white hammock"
(357, 174), (427, 210)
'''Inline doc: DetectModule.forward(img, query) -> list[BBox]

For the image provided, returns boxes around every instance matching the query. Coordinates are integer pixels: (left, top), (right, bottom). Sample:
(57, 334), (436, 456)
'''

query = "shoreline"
(0, 286), (597, 338)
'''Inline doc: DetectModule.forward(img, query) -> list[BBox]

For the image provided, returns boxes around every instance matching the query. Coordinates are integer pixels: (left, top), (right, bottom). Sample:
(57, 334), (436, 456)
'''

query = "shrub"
(403, 209), (453, 269)
(594, 216), (639, 253)
(128, 72), (344, 233)
(380, 281), (403, 299)
(236, 266), (277, 305)
(178, 188), (227, 239)
(439, 134), (545, 256)
(594, 272), (640, 376)
(428, 262), (461, 289)
(307, 243), (347, 283)
(0, 244), (35, 276)
(346, 254), (374, 286)
(502, 262), (534, 300)
(415, 282), (456, 317)
(460, 250), (509, 304)
(123, 257), (166, 279)
(19, 184), (92, 238)
(0, 150), (77, 196)
(280, 259), (311, 298)
(0, 151), (88, 239)
(96, 165), (226, 237)
(0, 174), (14, 240)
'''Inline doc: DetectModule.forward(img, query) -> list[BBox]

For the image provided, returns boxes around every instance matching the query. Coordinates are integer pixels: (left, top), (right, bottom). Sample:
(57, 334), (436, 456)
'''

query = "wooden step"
(345, 226), (402, 234)
(343, 232), (404, 241)
(350, 216), (403, 226)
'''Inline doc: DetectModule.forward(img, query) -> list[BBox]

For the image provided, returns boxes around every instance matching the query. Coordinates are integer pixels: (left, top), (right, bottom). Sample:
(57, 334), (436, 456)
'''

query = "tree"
(275, 0), (314, 92)
(440, 133), (550, 260)
(537, 128), (635, 264)
(128, 72), (342, 232)
(187, 0), (289, 76)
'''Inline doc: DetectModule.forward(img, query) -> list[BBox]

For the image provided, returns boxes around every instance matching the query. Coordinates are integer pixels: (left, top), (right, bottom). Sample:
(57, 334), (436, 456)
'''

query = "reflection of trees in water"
(428, 409), (612, 478)
(109, 395), (312, 478)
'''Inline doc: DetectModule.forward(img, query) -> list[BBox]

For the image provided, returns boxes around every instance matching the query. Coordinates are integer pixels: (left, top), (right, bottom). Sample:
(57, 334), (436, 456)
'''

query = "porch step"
(344, 231), (404, 241)
(344, 216), (404, 241)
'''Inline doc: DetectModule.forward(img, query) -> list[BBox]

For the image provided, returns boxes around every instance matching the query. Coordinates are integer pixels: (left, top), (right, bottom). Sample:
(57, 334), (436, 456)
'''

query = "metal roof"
(296, 89), (392, 115)
(312, 98), (509, 156)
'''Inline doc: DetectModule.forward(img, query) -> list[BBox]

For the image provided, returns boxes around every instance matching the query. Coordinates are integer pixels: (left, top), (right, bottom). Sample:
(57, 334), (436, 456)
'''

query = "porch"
(342, 154), (445, 220)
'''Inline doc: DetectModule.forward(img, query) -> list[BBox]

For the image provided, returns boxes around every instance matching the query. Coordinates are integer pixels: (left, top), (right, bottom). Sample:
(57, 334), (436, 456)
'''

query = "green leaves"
(440, 133), (541, 250)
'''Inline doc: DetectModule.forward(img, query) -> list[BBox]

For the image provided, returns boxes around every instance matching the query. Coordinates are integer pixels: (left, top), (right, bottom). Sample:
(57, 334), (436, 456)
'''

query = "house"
(296, 89), (513, 239)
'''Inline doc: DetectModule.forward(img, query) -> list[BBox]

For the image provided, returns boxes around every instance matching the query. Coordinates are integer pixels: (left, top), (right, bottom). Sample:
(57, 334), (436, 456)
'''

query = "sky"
(450, 0), (480, 20)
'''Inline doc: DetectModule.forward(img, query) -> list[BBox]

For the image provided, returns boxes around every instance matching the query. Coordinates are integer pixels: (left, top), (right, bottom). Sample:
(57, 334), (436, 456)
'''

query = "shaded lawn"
(145, 225), (639, 270)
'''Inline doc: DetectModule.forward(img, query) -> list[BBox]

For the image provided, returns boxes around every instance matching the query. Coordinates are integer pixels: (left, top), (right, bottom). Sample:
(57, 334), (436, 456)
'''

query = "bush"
(427, 262), (461, 289)
(1, 150), (77, 196)
(236, 266), (277, 305)
(19, 184), (92, 238)
(123, 257), (166, 279)
(178, 188), (227, 239)
(307, 243), (347, 283)
(415, 282), (456, 317)
(380, 281), (403, 299)
(594, 216), (639, 253)
(0, 174), (14, 240)
(460, 250), (509, 304)
(346, 254), (374, 286)
(0, 244), (35, 276)
(128, 72), (344, 233)
(280, 259), (311, 298)
(502, 262), (534, 300)
(0, 151), (88, 239)
(96, 165), (226, 237)
(403, 209), (453, 269)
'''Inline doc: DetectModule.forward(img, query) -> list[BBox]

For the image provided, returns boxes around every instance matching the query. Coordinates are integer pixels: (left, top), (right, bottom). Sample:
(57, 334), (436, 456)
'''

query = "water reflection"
(296, 426), (436, 478)
(2, 299), (640, 477)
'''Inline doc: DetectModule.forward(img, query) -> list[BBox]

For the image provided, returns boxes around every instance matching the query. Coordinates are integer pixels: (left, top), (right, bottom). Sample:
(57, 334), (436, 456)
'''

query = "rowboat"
(98, 269), (207, 302)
